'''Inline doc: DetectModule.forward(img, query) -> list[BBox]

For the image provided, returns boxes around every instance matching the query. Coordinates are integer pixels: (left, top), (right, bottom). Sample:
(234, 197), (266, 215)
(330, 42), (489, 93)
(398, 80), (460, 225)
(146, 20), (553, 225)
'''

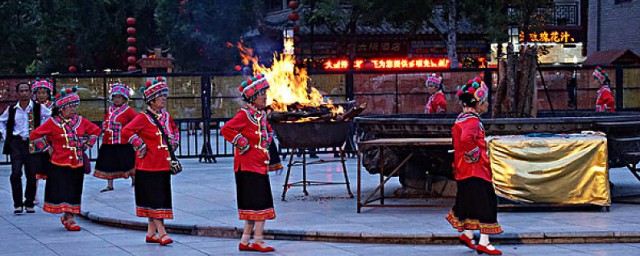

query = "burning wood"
(268, 102), (367, 123)
(229, 40), (367, 123)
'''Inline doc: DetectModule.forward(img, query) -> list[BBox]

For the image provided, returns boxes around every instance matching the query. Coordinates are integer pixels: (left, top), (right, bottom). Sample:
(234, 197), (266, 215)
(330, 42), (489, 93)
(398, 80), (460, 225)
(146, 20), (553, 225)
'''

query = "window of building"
(265, 0), (284, 12)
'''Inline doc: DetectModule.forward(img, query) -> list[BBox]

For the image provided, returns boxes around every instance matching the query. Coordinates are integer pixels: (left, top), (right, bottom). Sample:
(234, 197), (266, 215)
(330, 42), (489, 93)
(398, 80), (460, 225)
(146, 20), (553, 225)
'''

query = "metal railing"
(0, 65), (638, 164)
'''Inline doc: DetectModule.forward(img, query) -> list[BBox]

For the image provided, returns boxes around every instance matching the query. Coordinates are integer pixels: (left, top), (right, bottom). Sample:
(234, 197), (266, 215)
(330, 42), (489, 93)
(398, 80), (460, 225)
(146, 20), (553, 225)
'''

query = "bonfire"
(227, 41), (366, 123)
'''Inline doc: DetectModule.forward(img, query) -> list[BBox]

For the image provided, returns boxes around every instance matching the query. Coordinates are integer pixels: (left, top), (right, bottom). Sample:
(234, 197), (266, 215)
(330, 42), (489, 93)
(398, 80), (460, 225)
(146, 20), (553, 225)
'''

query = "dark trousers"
(9, 139), (37, 208)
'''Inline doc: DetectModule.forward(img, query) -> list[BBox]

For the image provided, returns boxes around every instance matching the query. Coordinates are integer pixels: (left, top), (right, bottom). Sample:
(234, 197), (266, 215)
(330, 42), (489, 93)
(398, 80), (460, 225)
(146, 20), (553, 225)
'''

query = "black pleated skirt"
(268, 142), (283, 171)
(43, 165), (84, 214)
(34, 152), (52, 180)
(446, 177), (503, 235)
(134, 170), (173, 219)
(94, 144), (136, 179)
(235, 170), (276, 221)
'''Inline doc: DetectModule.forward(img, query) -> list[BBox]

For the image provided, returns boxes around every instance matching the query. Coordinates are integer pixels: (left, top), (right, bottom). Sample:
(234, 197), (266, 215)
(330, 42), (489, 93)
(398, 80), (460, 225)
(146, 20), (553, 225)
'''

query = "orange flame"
(231, 40), (343, 115)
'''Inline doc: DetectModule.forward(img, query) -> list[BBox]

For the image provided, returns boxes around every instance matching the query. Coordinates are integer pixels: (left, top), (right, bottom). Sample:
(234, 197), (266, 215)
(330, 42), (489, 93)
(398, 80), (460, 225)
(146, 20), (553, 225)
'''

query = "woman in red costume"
(122, 77), (178, 245)
(221, 74), (276, 253)
(30, 87), (101, 231)
(94, 83), (137, 192)
(425, 73), (447, 114)
(593, 66), (615, 112)
(30, 77), (55, 204)
(446, 77), (503, 255)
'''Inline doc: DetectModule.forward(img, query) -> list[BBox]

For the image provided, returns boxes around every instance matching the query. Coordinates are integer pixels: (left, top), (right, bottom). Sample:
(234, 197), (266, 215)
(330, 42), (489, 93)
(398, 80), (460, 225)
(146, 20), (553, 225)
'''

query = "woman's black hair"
(51, 106), (60, 117)
(458, 92), (478, 108)
(35, 87), (52, 96)
(242, 89), (267, 103)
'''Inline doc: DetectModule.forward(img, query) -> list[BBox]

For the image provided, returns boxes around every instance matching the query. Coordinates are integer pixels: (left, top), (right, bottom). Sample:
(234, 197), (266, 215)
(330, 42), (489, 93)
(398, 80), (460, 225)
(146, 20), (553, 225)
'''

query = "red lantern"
(127, 37), (137, 44)
(294, 36), (301, 43)
(234, 65), (242, 71)
(127, 27), (136, 35)
(289, 1), (300, 9)
(127, 56), (137, 64)
(288, 12), (299, 21)
(126, 17), (136, 25)
(128, 65), (137, 72)
(127, 46), (137, 54)
(293, 25), (300, 33)
(68, 66), (77, 72)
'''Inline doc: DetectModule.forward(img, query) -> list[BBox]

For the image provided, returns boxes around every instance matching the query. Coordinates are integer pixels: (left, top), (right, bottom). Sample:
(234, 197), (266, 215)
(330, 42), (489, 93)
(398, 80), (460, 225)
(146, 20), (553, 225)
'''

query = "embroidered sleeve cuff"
(128, 135), (146, 151)
(232, 134), (249, 154)
(464, 147), (480, 163)
(84, 135), (99, 148)
(171, 133), (180, 149)
(268, 132), (274, 145)
(30, 137), (50, 153)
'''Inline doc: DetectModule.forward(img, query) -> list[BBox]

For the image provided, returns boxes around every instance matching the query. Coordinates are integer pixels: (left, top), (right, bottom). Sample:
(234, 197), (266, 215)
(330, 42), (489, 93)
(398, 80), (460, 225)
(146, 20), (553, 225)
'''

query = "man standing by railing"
(0, 82), (51, 214)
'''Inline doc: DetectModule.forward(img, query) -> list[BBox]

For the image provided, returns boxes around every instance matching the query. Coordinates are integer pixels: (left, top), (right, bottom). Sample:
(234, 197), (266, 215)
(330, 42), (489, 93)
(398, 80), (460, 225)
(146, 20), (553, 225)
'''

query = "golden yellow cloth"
(489, 134), (610, 206)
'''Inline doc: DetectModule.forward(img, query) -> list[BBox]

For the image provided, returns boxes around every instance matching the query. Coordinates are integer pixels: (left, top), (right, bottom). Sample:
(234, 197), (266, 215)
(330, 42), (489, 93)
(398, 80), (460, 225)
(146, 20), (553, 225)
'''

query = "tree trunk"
(446, 0), (458, 68)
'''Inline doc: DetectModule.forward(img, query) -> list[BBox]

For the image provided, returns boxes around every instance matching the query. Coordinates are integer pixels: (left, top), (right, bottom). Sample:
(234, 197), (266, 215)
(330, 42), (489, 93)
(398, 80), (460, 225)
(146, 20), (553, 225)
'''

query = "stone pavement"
(4, 155), (640, 247)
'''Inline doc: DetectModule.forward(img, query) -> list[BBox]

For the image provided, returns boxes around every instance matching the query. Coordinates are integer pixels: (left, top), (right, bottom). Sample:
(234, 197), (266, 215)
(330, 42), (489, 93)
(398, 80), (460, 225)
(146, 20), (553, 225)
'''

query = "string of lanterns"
(126, 17), (138, 72)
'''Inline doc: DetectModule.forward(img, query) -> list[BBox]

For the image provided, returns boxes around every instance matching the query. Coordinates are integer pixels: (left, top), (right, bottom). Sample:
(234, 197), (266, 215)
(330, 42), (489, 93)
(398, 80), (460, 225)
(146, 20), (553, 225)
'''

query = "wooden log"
(338, 102), (368, 121)
(506, 43), (516, 115)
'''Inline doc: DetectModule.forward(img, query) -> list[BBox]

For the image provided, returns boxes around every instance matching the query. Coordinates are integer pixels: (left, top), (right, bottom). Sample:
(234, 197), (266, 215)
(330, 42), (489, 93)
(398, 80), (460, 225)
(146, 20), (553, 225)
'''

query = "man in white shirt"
(0, 82), (52, 214)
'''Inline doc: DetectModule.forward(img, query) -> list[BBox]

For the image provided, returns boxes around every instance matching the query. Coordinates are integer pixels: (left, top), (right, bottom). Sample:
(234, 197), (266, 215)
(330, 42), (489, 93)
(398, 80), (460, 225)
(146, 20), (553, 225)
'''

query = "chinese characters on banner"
(323, 58), (450, 70)
(519, 30), (575, 43)
(356, 41), (406, 54)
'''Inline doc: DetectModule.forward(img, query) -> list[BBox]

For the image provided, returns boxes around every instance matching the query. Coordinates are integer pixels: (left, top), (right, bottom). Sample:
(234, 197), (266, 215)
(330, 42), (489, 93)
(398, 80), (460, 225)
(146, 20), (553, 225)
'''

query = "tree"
(0, 0), (39, 73)
(155, 0), (259, 71)
(368, 0), (553, 68)
(35, 0), (158, 73)
(303, 0), (375, 99)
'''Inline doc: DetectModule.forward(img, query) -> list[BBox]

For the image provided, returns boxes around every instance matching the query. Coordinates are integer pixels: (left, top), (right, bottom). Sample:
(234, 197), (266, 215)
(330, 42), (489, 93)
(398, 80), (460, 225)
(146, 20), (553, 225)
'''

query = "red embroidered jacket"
(596, 86), (615, 112)
(426, 90), (447, 114)
(221, 104), (273, 175)
(122, 109), (179, 172)
(451, 110), (492, 182)
(102, 105), (137, 144)
(30, 115), (101, 168)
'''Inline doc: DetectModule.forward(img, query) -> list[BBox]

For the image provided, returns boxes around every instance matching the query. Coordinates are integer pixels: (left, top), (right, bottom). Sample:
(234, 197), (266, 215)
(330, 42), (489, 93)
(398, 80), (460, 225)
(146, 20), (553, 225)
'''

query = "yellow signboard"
(519, 30), (576, 43)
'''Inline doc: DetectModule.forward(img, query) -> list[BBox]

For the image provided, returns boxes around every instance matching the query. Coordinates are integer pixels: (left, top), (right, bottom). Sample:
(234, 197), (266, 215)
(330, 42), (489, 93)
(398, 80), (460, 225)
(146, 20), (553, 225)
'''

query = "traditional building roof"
(246, 7), (482, 37)
(583, 50), (640, 66)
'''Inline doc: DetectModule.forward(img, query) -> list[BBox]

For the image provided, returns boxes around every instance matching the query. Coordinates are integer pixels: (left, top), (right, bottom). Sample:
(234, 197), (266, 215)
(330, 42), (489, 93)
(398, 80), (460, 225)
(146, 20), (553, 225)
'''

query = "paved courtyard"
(2, 155), (640, 255)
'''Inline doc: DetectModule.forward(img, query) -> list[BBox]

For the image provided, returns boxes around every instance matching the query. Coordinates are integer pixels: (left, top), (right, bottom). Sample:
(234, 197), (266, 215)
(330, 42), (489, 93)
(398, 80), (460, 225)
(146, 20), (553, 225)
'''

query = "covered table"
(488, 133), (610, 207)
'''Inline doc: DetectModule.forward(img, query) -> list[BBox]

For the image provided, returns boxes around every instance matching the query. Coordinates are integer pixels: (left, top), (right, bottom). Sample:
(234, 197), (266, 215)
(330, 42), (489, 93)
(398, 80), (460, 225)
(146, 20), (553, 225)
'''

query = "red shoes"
(476, 244), (502, 255)
(459, 234), (476, 250)
(159, 234), (173, 245)
(146, 234), (172, 245)
(238, 243), (253, 251)
(60, 216), (81, 231)
(250, 242), (275, 252)
(145, 235), (161, 243)
(238, 242), (275, 252)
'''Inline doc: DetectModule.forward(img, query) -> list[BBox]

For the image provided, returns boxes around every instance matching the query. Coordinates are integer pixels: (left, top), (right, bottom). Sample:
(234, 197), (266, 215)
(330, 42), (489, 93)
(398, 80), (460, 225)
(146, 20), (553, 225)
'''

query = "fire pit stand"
(271, 122), (355, 201)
